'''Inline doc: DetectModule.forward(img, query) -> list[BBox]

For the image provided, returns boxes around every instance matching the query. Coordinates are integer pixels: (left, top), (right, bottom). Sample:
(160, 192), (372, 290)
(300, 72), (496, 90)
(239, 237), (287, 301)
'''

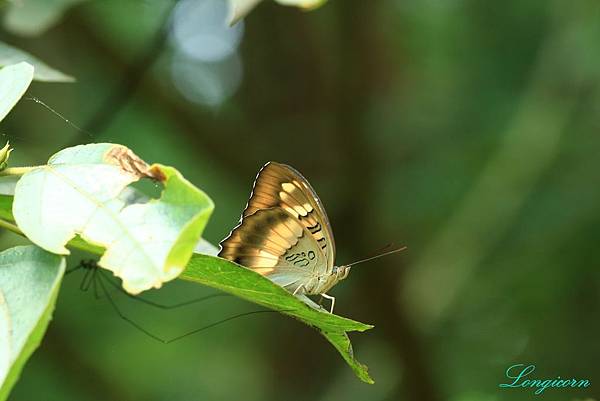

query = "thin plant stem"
(0, 166), (42, 176)
(0, 216), (104, 256)
(0, 218), (23, 236)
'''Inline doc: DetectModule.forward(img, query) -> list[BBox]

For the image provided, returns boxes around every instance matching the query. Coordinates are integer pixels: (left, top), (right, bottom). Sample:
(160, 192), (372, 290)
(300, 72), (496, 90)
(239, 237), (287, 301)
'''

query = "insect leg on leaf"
(69, 259), (287, 343)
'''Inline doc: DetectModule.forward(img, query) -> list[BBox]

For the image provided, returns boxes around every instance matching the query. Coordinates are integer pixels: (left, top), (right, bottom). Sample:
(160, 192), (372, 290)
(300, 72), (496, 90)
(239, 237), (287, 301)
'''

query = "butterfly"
(219, 162), (405, 313)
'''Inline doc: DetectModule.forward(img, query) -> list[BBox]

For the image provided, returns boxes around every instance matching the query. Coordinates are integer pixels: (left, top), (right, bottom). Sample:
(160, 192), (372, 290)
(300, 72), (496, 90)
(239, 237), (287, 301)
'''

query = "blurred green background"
(0, 0), (599, 400)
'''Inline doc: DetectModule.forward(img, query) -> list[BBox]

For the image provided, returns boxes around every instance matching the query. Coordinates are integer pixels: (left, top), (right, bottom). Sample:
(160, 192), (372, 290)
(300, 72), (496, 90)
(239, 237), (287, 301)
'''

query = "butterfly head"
(333, 265), (351, 281)
(311, 265), (350, 295)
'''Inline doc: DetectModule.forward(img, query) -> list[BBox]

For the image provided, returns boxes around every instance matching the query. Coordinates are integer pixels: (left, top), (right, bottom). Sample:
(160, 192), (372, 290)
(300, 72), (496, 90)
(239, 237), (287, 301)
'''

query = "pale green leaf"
(0, 62), (33, 122)
(3, 0), (86, 37)
(193, 238), (219, 256)
(0, 188), (373, 382)
(228, 0), (262, 25)
(0, 291), (10, 386)
(228, 0), (327, 25)
(0, 245), (65, 401)
(275, 0), (327, 8)
(0, 42), (74, 82)
(181, 254), (374, 384)
(13, 143), (214, 294)
(0, 177), (18, 196)
(0, 195), (14, 222)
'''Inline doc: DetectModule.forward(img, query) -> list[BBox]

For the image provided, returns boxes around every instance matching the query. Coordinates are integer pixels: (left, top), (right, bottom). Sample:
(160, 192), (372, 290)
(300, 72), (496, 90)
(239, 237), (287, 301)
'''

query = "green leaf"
(1, 182), (373, 382)
(0, 291), (10, 385)
(2, 0), (87, 38)
(228, 0), (327, 25)
(275, 0), (327, 8)
(0, 177), (18, 197)
(0, 62), (33, 122)
(0, 42), (74, 82)
(180, 254), (374, 384)
(0, 245), (66, 401)
(13, 143), (214, 294)
(0, 195), (14, 222)
(228, 0), (262, 25)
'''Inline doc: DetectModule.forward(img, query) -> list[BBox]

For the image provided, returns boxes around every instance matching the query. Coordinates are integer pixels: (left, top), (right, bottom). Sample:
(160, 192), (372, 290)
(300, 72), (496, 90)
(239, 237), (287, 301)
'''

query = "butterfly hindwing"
(219, 207), (325, 293)
(242, 162), (336, 268)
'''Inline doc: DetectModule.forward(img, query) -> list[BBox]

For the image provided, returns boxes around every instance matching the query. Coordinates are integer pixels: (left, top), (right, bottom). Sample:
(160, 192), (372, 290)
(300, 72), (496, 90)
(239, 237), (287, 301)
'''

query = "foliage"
(0, 136), (374, 383)
(0, 42), (75, 82)
(3, 1), (595, 401)
(0, 246), (65, 401)
(0, 62), (33, 122)
(181, 255), (374, 383)
(13, 143), (214, 294)
(2, 0), (87, 37)
(0, 138), (374, 384)
(228, 0), (326, 25)
(0, 41), (73, 82)
(0, 26), (375, 394)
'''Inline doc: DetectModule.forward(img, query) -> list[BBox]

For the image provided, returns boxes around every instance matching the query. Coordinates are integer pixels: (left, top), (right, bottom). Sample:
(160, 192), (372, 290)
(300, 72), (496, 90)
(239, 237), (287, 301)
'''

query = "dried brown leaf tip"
(105, 145), (166, 182)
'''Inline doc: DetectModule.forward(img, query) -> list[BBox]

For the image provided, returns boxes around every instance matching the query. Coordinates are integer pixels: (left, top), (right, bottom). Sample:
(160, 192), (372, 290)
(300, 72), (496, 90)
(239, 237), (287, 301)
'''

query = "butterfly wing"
(219, 208), (325, 294)
(241, 162), (336, 268)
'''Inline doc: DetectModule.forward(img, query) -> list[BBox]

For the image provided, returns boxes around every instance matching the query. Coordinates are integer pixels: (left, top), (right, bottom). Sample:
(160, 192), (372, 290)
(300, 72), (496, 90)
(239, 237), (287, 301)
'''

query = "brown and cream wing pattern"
(218, 207), (324, 292)
(240, 162), (335, 267)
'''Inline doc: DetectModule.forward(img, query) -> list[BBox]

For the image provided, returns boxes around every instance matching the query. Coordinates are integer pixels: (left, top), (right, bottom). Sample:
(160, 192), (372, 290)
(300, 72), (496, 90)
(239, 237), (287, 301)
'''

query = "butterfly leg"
(292, 284), (305, 296)
(295, 294), (323, 310)
(321, 293), (335, 314)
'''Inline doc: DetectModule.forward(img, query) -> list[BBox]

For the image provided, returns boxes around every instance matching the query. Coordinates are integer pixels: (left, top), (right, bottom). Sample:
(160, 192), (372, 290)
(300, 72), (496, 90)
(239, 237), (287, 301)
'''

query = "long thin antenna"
(346, 245), (407, 267)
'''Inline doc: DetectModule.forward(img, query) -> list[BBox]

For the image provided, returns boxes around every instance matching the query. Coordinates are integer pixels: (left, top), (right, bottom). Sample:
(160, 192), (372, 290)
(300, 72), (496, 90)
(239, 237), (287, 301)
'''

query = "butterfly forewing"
(241, 162), (336, 268)
(219, 208), (325, 293)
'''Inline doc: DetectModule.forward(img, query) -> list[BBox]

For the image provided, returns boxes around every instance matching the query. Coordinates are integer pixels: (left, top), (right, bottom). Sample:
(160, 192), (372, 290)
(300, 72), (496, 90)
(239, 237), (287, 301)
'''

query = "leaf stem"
(0, 217), (22, 235)
(0, 166), (42, 176)
(68, 237), (105, 255)
(0, 217), (104, 256)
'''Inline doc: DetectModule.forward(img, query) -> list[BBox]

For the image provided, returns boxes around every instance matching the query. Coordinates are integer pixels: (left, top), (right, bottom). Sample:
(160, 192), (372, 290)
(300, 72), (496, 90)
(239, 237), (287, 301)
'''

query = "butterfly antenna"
(368, 243), (396, 256)
(346, 245), (407, 267)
